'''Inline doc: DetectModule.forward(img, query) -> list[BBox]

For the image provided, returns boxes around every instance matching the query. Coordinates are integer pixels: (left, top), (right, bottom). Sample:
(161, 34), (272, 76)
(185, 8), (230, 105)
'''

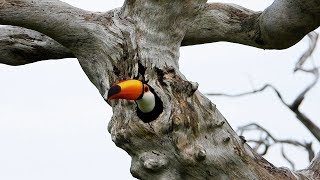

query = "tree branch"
(0, 1), (126, 95)
(182, 1), (320, 49)
(208, 80), (320, 142)
(294, 32), (319, 72)
(0, 25), (74, 65)
(207, 84), (289, 106)
(238, 123), (315, 170)
(206, 32), (320, 142)
(281, 146), (296, 170)
(0, 0), (96, 48)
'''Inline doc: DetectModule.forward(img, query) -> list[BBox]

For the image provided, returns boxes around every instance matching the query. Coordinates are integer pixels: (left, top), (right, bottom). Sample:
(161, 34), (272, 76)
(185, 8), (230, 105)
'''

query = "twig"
(206, 84), (288, 106)
(281, 146), (295, 170)
(238, 123), (315, 170)
(294, 31), (318, 72)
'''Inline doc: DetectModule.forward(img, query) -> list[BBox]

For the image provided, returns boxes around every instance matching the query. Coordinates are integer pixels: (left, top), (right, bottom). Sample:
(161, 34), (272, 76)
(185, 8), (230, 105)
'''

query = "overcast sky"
(0, 1), (319, 179)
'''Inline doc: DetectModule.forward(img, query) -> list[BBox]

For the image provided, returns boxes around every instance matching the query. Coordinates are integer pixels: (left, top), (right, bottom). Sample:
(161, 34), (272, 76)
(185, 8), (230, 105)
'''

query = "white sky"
(0, 1), (319, 179)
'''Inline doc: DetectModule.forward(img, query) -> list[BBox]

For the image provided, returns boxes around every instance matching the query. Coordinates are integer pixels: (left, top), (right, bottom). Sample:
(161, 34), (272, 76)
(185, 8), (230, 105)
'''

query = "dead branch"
(207, 31), (320, 142)
(238, 123), (315, 170)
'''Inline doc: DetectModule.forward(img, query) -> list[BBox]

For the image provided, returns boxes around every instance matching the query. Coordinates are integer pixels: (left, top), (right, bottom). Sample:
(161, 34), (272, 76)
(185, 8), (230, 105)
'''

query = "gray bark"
(0, 0), (319, 179)
(0, 26), (74, 65)
(183, 1), (320, 49)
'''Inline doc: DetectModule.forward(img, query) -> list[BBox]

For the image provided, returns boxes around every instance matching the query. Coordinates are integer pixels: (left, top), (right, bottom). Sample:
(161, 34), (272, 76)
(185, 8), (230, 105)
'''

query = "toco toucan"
(107, 79), (163, 123)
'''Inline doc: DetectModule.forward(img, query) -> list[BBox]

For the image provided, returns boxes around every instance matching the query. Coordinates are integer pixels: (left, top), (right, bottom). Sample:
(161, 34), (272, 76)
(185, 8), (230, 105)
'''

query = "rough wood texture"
(0, 26), (74, 65)
(0, 0), (319, 179)
(183, 2), (320, 49)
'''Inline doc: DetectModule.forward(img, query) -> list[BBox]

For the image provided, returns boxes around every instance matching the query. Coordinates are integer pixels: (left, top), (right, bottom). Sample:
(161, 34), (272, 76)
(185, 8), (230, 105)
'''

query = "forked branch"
(207, 32), (320, 142)
(238, 123), (315, 170)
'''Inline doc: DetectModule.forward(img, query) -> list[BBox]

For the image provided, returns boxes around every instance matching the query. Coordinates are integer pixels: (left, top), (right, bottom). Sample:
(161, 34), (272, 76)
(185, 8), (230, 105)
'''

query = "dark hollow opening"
(136, 84), (163, 123)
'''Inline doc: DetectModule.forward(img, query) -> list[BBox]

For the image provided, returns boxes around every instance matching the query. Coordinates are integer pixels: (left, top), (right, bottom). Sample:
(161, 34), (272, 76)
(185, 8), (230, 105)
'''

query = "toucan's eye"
(144, 85), (149, 92)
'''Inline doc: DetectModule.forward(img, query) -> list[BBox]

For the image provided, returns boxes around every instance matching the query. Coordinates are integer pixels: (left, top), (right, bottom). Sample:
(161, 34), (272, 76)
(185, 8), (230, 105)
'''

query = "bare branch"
(207, 84), (289, 106)
(238, 123), (315, 170)
(0, 0), (97, 48)
(289, 32), (320, 141)
(294, 110), (320, 143)
(294, 32), (319, 72)
(0, 26), (74, 65)
(207, 84), (269, 97)
(208, 80), (320, 142)
(0, 1), (126, 95)
(281, 146), (295, 170)
(183, 1), (320, 49)
(182, 3), (263, 47)
(239, 123), (308, 148)
(207, 32), (320, 142)
(290, 69), (319, 111)
(290, 32), (319, 110)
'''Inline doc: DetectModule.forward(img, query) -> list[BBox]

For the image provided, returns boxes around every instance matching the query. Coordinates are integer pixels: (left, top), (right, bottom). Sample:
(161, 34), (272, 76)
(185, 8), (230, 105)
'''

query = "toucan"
(107, 79), (163, 123)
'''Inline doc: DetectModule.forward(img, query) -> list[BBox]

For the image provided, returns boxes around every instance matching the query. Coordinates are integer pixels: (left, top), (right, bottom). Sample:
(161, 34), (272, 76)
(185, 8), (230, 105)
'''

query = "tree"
(0, 0), (319, 179)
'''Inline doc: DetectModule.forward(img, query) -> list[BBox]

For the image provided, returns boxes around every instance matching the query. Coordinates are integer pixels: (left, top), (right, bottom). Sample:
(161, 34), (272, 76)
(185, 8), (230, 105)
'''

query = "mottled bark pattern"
(0, 26), (74, 65)
(0, 0), (319, 179)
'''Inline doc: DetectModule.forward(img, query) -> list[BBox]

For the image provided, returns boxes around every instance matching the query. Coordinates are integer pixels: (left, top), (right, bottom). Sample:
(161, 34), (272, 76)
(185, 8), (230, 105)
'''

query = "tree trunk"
(0, 0), (319, 179)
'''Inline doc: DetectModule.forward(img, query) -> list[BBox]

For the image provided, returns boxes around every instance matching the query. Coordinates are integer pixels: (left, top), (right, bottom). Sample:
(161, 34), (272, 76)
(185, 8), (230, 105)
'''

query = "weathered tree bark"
(0, 0), (319, 179)
(0, 26), (74, 65)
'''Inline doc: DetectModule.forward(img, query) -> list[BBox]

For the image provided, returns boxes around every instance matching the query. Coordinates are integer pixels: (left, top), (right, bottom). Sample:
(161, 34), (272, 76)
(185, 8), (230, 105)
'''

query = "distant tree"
(0, 0), (319, 179)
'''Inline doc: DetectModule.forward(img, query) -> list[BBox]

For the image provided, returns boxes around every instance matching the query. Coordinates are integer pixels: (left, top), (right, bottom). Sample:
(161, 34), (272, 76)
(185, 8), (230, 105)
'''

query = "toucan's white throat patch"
(136, 91), (155, 113)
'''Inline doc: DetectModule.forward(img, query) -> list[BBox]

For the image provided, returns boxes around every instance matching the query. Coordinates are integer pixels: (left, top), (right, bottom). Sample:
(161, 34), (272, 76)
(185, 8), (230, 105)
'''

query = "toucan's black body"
(136, 86), (163, 123)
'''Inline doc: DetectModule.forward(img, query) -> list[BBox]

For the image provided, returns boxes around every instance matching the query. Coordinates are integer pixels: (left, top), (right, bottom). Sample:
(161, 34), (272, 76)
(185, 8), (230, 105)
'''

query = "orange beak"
(107, 79), (144, 100)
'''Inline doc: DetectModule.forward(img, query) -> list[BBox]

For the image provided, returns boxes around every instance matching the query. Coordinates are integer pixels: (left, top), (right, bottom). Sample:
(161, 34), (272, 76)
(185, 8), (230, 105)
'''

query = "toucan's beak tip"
(107, 84), (121, 100)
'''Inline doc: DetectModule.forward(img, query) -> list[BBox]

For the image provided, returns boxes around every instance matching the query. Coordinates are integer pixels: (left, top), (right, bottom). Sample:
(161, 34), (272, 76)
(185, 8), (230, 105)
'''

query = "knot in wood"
(216, 121), (225, 127)
(140, 151), (168, 172)
(195, 148), (207, 161)
(223, 136), (231, 143)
